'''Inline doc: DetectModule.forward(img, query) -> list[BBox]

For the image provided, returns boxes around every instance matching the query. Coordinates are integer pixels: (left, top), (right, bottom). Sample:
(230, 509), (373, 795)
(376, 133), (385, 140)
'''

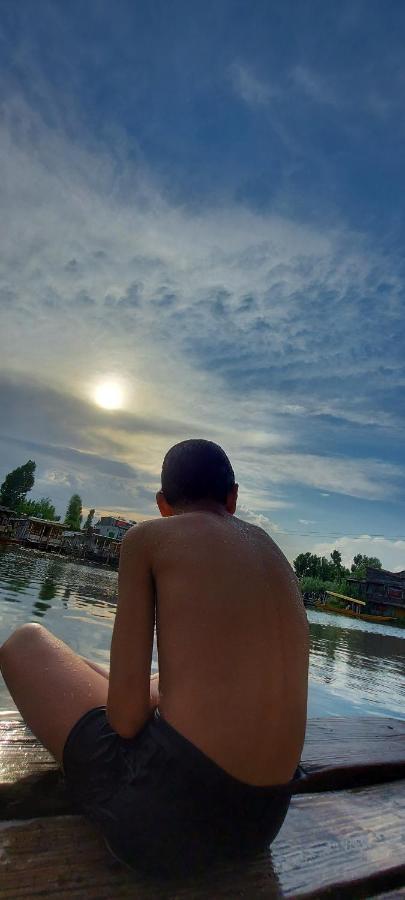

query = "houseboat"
(0, 506), (18, 543)
(14, 517), (65, 552)
(89, 533), (121, 567)
(347, 566), (405, 620)
(61, 530), (121, 567)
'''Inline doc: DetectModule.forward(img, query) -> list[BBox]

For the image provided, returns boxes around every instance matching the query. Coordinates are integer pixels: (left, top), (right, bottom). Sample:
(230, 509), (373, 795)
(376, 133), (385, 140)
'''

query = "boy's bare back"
(130, 510), (308, 786)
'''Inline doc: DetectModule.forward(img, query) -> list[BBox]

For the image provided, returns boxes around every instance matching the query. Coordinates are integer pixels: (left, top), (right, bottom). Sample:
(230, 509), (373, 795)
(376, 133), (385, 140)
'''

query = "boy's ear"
(156, 490), (174, 517)
(226, 483), (238, 515)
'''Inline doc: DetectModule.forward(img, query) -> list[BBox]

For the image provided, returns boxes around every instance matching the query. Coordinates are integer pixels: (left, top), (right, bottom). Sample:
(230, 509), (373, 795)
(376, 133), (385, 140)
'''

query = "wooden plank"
(0, 781), (404, 899)
(272, 779), (405, 898)
(1, 714), (405, 819)
(371, 892), (405, 899)
(298, 716), (405, 792)
(0, 714), (68, 819)
(0, 816), (282, 899)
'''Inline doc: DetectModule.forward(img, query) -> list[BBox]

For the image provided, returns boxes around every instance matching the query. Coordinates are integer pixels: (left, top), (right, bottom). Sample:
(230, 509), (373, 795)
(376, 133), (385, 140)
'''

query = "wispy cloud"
(291, 65), (339, 106)
(229, 63), (277, 106)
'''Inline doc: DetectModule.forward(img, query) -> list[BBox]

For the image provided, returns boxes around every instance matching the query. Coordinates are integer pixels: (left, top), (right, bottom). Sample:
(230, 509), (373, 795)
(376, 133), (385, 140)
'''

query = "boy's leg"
(80, 656), (109, 678)
(0, 623), (108, 764)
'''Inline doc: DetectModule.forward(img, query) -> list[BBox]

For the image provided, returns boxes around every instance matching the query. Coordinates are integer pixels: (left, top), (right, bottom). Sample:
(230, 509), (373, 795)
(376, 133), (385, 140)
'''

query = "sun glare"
(94, 380), (124, 410)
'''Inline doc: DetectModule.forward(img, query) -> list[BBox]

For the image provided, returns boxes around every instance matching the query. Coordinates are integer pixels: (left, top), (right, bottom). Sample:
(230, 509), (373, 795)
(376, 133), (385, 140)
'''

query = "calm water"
(0, 546), (403, 718)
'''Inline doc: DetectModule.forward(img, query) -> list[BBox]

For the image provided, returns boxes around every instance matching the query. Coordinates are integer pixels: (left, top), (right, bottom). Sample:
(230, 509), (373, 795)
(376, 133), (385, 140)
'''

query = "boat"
(314, 591), (396, 624)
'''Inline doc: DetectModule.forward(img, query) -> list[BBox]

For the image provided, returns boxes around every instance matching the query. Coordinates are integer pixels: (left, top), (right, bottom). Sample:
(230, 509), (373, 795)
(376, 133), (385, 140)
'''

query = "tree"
(83, 508), (95, 532)
(64, 494), (83, 531)
(17, 497), (60, 521)
(0, 460), (36, 510)
(293, 553), (319, 579)
(351, 554), (382, 580)
(329, 549), (350, 581)
(330, 549), (342, 570)
(293, 552), (333, 580)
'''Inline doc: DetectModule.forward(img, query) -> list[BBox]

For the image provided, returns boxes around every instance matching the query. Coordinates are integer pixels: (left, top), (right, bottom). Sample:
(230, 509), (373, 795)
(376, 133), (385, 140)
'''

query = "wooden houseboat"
(348, 566), (405, 620)
(14, 517), (65, 551)
(61, 530), (88, 557)
(0, 506), (18, 543)
(89, 533), (121, 566)
(61, 531), (121, 566)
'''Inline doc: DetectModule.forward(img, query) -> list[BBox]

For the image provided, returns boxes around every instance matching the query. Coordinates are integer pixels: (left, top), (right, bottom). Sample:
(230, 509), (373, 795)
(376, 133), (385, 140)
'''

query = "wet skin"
(108, 505), (309, 786)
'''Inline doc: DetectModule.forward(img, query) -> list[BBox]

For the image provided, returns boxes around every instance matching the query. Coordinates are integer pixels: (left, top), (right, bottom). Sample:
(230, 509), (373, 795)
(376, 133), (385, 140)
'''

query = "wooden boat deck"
(1, 711), (404, 898)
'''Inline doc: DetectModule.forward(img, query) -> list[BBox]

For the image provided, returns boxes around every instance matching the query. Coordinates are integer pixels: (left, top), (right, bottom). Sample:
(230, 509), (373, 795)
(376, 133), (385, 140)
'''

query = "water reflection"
(0, 546), (404, 717)
(307, 610), (404, 717)
(33, 600), (52, 618)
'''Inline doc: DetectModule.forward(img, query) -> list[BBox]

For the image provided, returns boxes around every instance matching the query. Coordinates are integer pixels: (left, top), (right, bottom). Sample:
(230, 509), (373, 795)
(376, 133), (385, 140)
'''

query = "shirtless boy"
(0, 439), (309, 874)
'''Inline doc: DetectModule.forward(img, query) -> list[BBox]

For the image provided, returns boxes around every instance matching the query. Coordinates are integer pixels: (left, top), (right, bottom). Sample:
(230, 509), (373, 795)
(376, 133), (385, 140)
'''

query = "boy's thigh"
(0, 623), (108, 763)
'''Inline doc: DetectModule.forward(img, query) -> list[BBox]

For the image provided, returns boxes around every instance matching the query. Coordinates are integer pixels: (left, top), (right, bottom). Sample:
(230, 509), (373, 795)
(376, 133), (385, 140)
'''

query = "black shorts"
(63, 707), (301, 876)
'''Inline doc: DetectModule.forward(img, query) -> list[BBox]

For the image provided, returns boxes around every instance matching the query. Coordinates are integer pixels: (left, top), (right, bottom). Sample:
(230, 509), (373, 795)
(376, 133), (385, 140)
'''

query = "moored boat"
(314, 591), (396, 623)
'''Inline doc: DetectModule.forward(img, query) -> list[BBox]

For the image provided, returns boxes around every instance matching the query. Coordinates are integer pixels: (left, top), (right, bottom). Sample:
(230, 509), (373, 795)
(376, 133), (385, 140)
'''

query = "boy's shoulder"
(123, 513), (278, 551)
(122, 518), (163, 545)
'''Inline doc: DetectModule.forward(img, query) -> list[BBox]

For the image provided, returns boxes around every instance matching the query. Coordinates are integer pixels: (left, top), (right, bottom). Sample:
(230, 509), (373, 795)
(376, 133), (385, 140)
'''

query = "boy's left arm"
(107, 523), (155, 738)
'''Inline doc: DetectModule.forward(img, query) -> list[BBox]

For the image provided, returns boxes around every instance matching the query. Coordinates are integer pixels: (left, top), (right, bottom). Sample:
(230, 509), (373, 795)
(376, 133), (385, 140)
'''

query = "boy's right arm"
(107, 524), (155, 738)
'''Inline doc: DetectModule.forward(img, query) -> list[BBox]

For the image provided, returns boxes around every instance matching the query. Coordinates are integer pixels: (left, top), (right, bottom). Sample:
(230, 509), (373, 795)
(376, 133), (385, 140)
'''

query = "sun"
(94, 380), (124, 410)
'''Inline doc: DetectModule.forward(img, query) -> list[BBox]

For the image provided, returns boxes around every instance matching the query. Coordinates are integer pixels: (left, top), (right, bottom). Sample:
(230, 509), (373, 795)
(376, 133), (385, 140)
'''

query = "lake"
(0, 545), (404, 719)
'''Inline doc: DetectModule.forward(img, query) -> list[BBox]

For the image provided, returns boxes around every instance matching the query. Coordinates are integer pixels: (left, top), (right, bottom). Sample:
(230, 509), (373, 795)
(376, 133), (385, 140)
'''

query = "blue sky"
(1, 0), (405, 569)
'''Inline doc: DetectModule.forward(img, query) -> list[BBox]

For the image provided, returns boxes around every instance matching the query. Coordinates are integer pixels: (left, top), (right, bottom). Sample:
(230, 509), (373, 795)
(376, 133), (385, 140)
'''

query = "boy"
(0, 439), (309, 874)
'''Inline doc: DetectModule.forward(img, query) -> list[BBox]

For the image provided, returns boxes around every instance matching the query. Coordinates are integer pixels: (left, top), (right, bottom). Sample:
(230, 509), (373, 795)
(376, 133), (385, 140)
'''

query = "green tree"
(0, 460), (36, 509)
(350, 554), (382, 580)
(83, 508), (95, 532)
(294, 549), (351, 583)
(329, 549), (350, 581)
(293, 552), (319, 578)
(17, 497), (60, 521)
(330, 549), (342, 571)
(293, 552), (330, 580)
(64, 494), (83, 531)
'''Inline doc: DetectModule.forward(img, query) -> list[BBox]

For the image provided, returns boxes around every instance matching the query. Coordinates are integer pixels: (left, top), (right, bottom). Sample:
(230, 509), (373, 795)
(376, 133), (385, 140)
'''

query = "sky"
(1, 0), (405, 570)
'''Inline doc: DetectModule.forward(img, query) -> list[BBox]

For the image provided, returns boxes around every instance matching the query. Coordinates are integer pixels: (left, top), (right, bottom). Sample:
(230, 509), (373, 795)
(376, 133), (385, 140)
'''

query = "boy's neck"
(172, 501), (231, 517)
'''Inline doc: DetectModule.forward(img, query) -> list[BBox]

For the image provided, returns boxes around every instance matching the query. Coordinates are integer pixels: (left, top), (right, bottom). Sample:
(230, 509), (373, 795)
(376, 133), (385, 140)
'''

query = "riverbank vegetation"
(0, 460), (83, 529)
(293, 550), (383, 600)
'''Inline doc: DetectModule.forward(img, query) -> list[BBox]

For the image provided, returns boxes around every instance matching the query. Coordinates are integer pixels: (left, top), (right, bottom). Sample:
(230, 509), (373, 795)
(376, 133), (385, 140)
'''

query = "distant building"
(93, 516), (135, 541)
(348, 567), (405, 619)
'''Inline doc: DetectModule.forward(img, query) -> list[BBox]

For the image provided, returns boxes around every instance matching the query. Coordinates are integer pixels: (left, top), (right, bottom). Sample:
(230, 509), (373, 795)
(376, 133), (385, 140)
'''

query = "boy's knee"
(0, 622), (47, 663)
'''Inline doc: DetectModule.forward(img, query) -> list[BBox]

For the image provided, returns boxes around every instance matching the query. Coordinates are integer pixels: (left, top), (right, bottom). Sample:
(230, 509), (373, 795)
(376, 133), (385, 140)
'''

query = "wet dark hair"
(161, 439), (235, 506)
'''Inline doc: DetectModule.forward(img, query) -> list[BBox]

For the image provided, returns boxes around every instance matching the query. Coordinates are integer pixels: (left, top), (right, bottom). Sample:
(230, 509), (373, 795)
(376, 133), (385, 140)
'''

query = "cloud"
(237, 504), (283, 534)
(229, 63), (277, 106)
(0, 95), (404, 524)
(238, 447), (403, 501)
(291, 65), (338, 106)
(312, 536), (405, 574)
(0, 434), (139, 480)
(2, 94), (404, 438)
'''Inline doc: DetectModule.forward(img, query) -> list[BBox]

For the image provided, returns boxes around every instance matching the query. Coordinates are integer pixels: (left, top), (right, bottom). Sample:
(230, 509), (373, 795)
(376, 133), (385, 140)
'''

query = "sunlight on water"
(0, 546), (403, 717)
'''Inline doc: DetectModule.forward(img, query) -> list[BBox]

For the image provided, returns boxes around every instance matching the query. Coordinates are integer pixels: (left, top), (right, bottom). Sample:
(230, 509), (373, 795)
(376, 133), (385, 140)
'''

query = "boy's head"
(157, 439), (238, 515)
